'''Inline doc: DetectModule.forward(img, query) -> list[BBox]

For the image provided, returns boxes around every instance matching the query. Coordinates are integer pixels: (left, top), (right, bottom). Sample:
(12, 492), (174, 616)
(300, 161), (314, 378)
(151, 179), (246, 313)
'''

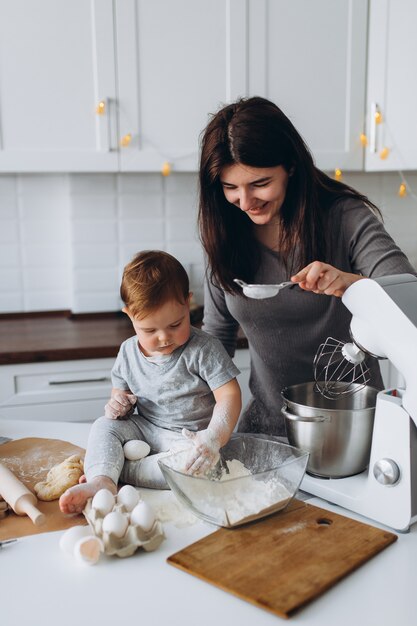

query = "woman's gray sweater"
(202, 199), (416, 436)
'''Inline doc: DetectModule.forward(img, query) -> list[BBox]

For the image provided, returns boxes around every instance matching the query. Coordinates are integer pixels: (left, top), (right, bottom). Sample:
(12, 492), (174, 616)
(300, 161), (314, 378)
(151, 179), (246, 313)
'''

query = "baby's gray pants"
(84, 415), (185, 489)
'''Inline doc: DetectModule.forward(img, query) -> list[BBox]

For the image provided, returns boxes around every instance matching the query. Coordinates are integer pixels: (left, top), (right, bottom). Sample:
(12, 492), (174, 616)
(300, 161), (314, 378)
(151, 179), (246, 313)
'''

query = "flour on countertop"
(279, 520), (307, 534)
(153, 498), (198, 528)
(1, 452), (61, 481)
(138, 489), (198, 528)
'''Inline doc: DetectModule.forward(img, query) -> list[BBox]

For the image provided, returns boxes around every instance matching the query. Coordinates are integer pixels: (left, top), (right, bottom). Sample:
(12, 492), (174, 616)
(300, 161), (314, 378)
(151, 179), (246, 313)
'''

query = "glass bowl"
(158, 434), (309, 527)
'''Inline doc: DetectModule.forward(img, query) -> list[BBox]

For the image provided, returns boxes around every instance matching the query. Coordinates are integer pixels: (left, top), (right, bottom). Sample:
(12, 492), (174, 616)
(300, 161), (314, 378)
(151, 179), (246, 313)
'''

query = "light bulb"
(398, 182), (407, 197)
(120, 133), (132, 148)
(360, 133), (368, 147)
(96, 101), (105, 115)
(161, 162), (171, 176)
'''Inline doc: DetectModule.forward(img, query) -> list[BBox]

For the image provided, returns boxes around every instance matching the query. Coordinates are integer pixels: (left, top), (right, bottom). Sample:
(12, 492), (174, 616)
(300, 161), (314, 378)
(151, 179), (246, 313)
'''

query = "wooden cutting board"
(168, 500), (397, 619)
(0, 437), (87, 541)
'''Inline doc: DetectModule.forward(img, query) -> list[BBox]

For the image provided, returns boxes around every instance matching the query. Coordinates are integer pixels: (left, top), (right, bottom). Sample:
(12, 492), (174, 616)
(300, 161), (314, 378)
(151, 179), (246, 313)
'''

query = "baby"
(60, 250), (241, 514)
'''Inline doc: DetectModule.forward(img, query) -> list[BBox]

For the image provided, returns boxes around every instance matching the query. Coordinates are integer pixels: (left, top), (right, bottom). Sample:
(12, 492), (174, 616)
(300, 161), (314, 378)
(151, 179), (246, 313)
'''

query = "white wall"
(0, 171), (416, 314)
(0, 172), (203, 313)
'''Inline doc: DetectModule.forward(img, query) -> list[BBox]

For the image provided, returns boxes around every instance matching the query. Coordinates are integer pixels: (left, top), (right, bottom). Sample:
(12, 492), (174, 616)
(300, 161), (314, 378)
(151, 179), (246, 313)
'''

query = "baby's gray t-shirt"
(111, 326), (240, 432)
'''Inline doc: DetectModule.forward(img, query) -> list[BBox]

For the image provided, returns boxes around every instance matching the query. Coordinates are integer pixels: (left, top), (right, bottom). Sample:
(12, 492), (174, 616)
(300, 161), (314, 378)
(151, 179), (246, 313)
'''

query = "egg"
(59, 525), (93, 556)
(116, 484), (141, 511)
(91, 488), (115, 515)
(130, 501), (155, 532)
(123, 440), (151, 461)
(73, 535), (103, 566)
(102, 511), (129, 537)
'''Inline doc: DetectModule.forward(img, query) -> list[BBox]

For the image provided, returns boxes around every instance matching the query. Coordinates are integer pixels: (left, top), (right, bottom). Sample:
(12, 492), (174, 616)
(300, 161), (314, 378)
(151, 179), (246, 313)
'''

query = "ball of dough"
(35, 454), (84, 501)
(123, 440), (151, 461)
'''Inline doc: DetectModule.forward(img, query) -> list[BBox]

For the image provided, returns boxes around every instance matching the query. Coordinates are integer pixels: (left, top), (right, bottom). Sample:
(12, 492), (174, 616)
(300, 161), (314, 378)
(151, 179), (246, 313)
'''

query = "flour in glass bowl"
(163, 454), (293, 527)
(214, 459), (292, 525)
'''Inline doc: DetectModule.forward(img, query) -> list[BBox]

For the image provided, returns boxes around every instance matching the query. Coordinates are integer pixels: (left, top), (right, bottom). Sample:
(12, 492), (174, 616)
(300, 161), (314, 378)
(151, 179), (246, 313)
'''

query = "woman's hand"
(104, 390), (137, 420)
(291, 262), (364, 297)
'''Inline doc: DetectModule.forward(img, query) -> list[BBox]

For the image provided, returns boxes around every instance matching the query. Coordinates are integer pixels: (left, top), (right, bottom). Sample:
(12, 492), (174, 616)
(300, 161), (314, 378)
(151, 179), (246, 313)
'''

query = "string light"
(354, 108), (417, 202)
(115, 107), (416, 198)
(375, 110), (383, 124)
(398, 174), (417, 201)
(360, 133), (368, 147)
(120, 133), (132, 147)
(115, 108), (197, 174)
(161, 161), (171, 177)
(96, 101), (105, 115)
(398, 182), (407, 197)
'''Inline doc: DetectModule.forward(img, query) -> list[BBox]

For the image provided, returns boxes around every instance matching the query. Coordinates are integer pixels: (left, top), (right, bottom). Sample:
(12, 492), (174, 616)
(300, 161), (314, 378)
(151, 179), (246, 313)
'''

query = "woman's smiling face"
(220, 163), (290, 226)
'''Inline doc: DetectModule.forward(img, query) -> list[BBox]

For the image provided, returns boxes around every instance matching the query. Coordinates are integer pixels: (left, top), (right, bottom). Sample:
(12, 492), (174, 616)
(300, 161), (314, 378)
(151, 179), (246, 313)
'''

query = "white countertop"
(1, 419), (417, 626)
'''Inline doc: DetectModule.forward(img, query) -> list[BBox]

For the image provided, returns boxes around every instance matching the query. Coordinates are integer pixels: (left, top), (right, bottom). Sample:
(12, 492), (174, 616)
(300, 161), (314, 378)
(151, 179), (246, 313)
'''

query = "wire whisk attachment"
(313, 336), (371, 399)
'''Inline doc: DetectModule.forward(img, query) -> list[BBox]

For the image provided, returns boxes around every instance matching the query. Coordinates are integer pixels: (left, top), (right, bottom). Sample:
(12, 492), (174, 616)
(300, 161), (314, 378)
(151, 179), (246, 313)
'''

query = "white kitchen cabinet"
(248, 0), (368, 171)
(0, 0), (246, 173)
(0, 0), (118, 172)
(365, 0), (417, 171)
(0, 358), (113, 422)
(0, 0), (368, 173)
(0, 350), (252, 424)
(115, 0), (246, 172)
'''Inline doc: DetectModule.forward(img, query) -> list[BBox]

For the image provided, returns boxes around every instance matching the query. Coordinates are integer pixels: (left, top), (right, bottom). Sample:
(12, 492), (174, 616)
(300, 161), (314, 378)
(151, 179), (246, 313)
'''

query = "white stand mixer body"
(300, 274), (417, 531)
(301, 391), (417, 531)
(344, 276), (417, 423)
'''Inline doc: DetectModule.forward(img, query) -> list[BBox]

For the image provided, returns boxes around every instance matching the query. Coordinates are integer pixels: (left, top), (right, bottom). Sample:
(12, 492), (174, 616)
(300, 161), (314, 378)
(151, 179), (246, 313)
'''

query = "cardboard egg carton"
(83, 499), (165, 558)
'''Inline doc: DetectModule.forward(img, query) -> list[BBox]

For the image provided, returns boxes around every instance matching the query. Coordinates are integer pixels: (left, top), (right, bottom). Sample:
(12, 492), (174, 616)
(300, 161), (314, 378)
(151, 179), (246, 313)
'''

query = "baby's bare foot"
(59, 476), (116, 515)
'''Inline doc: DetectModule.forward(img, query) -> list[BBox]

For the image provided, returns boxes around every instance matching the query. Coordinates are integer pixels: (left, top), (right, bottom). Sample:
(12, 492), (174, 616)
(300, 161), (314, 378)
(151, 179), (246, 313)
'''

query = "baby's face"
(129, 298), (191, 357)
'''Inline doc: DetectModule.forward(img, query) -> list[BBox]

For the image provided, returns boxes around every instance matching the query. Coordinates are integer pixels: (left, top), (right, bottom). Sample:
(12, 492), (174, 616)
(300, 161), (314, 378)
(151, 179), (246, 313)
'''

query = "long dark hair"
(198, 96), (381, 292)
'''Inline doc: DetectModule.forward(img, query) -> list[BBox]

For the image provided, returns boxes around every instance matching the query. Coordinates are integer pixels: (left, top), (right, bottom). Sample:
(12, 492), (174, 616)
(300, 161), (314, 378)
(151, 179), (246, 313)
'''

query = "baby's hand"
(104, 393), (136, 420)
(182, 428), (221, 475)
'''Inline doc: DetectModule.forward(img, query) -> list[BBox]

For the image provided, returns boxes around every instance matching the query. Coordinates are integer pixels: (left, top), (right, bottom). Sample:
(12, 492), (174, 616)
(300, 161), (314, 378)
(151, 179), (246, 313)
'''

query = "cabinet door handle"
(48, 377), (111, 386)
(96, 97), (114, 152)
(369, 102), (382, 153)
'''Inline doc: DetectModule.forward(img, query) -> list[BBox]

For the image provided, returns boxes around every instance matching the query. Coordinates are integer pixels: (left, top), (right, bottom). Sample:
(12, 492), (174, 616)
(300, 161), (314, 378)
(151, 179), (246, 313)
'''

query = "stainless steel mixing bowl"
(282, 382), (379, 478)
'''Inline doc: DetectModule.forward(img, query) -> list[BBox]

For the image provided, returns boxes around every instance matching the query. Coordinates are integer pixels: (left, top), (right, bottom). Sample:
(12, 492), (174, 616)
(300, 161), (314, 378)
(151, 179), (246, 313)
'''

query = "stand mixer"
(300, 273), (417, 531)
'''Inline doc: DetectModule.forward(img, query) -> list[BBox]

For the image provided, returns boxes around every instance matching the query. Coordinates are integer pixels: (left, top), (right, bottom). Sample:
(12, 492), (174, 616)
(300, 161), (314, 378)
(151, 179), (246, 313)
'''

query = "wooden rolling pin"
(0, 463), (45, 526)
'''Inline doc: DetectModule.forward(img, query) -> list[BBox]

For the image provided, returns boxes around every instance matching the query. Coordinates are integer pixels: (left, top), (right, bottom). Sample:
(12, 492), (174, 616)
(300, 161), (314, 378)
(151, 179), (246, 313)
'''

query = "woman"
(198, 96), (415, 436)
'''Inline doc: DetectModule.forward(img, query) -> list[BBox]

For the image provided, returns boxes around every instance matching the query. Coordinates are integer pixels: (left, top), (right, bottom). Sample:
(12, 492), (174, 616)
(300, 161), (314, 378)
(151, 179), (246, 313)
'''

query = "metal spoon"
(234, 278), (293, 299)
